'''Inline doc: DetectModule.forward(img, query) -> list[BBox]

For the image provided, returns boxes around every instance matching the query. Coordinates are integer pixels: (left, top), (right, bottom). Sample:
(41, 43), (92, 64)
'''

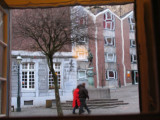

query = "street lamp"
(16, 55), (22, 112)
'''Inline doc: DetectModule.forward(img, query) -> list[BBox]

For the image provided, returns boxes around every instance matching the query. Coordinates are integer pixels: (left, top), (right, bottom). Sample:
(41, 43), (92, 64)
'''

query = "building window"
(128, 14), (135, 31)
(104, 37), (115, 46)
(77, 37), (87, 44)
(103, 11), (115, 30)
(22, 63), (35, 89)
(48, 63), (61, 89)
(79, 16), (87, 25)
(78, 52), (86, 59)
(106, 70), (117, 80)
(78, 70), (86, 80)
(105, 53), (116, 62)
(130, 39), (136, 47)
(131, 54), (137, 63)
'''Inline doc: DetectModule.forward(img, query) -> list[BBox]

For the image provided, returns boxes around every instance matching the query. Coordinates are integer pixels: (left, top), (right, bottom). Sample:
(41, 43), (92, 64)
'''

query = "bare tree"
(12, 6), (94, 116)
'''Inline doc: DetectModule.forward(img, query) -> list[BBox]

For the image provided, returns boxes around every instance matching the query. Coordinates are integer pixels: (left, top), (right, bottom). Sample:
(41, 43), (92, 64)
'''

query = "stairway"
(51, 99), (128, 110)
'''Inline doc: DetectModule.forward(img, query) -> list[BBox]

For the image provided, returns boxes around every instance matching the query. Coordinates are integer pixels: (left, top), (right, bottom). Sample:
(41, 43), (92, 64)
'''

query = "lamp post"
(16, 55), (22, 112)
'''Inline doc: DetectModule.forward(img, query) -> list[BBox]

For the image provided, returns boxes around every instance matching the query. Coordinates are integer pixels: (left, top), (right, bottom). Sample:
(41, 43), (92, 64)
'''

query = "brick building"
(79, 7), (138, 88)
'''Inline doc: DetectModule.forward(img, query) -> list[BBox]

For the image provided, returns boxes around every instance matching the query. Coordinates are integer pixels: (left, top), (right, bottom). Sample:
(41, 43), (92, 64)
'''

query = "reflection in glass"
(0, 10), (3, 42)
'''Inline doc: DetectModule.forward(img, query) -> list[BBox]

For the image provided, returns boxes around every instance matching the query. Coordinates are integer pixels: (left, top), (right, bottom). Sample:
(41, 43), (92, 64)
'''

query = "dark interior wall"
(152, 0), (160, 112)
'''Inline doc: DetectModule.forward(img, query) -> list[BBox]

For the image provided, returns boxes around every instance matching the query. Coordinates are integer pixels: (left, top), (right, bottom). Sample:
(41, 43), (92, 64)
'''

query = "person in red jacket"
(72, 84), (81, 114)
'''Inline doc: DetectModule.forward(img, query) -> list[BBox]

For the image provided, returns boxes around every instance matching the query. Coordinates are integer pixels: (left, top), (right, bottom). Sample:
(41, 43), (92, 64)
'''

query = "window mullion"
(27, 64), (29, 89)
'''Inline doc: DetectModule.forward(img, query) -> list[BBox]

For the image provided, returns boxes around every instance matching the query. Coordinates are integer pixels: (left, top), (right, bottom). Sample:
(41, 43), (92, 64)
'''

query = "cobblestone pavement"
(10, 84), (140, 117)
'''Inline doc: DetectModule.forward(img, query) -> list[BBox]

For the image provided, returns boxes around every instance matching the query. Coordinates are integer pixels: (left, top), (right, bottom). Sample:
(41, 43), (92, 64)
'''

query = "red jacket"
(72, 88), (80, 107)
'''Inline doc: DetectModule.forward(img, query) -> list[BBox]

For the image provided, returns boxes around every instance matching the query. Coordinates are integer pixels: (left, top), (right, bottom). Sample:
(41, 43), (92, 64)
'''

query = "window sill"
(106, 79), (117, 81)
(105, 61), (116, 63)
(129, 30), (135, 32)
(21, 90), (36, 93)
(104, 29), (115, 31)
(104, 45), (116, 47)
(78, 78), (87, 81)
(131, 62), (137, 64)
(48, 89), (62, 91)
(76, 59), (88, 61)
(0, 114), (6, 117)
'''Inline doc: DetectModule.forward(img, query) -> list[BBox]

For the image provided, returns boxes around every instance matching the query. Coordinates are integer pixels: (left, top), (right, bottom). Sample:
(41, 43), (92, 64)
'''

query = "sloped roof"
(2, 0), (134, 8)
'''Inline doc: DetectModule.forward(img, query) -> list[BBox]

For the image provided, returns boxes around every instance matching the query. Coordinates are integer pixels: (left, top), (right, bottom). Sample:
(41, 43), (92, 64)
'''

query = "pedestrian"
(79, 83), (91, 115)
(72, 84), (81, 114)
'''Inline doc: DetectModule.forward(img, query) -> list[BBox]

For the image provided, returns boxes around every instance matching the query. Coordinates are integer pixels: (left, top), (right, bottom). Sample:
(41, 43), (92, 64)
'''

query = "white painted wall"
(11, 51), (77, 108)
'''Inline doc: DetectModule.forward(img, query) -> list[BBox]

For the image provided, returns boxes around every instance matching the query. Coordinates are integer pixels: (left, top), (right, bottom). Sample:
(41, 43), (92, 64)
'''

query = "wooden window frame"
(1, 0), (160, 119)
(0, 6), (8, 116)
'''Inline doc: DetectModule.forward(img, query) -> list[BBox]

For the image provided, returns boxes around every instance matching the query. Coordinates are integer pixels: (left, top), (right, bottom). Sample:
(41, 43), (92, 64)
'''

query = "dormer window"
(103, 11), (115, 30)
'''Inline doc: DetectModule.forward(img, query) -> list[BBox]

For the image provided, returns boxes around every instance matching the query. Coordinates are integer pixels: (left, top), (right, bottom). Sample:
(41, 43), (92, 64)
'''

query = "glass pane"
(0, 10), (3, 42)
(109, 71), (114, 77)
(107, 12), (111, 19)
(0, 45), (4, 77)
(79, 71), (85, 78)
(107, 38), (112, 44)
(10, 3), (139, 117)
(108, 54), (113, 60)
(132, 40), (136, 46)
(107, 22), (111, 29)
(22, 63), (27, 69)
(29, 63), (34, 69)
(131, 17), (135, 23)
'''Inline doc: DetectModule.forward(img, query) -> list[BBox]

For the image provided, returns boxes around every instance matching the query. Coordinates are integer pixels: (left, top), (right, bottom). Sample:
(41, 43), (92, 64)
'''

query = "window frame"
(48, 63), (61, 90)
(77, 51), (88, 60)
(103, 11), (115, 30)
(21, 63), (35, 90)
(105, 53), (116, 62)
(128, 14), (135, 32)
(131, 54), (137, 63)
(78, 70), (87, 80)
(77, 36), (87, 44)
(0, 6), (8, 115)
(106, 70), (117, 80)
(130, 39), (136, 47)
(104, 37), (115, 46)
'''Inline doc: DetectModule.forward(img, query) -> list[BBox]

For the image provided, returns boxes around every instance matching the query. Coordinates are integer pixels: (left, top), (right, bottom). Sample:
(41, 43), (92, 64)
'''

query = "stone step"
(63, 99), (122, 105)
(51, 105), (119, 110)
(61, 102), (125, 107)
(66, 98), (118, 103)
(51, 99), (128, 110)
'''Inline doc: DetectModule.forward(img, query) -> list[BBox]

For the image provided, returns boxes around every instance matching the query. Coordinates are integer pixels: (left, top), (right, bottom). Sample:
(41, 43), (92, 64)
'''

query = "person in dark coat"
(72, 85), (81, 114)
(79, 83), (91, 115)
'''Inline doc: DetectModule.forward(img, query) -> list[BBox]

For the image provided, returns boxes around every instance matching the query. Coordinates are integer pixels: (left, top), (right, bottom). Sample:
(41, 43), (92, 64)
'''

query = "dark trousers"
(79, 98), (90, 114)
(73, 100), (78, 114)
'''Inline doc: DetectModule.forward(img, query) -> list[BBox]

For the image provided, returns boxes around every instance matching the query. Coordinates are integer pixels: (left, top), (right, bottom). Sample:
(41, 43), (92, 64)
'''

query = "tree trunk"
(49, 56), (63, 116)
